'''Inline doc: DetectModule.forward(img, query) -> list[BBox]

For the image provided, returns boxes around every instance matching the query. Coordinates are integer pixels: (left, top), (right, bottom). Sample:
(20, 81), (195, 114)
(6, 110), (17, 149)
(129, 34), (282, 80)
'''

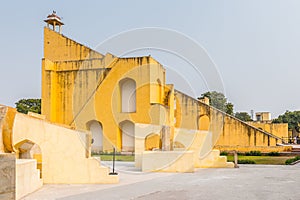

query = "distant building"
(255, 112), (271, 122)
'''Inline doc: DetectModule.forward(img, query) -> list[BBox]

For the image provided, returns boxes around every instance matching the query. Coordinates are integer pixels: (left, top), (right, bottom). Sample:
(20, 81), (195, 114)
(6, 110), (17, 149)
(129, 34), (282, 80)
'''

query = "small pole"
(109, 147), (118, 175)
(234, 150), (239, 168)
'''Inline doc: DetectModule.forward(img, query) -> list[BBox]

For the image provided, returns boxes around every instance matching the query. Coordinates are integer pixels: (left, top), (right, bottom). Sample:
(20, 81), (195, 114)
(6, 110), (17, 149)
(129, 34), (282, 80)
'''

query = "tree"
(273, 110), (300, 132)
(235, 112), (252, 122)
(15, 99), (41, 114)
(225, 102), (234, 115)
(199, 91), (234, 115)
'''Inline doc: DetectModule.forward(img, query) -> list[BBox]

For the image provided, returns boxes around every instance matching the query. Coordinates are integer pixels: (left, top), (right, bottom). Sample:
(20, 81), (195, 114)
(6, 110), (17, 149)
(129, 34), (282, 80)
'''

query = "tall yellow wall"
(174, 91), (283, 151)
(42, 27), (115, 126)
(92, 58), (168, 151)
(247, 122), (288, 139)
(174, 91), (199, 130)
(42, 27), (173, 152)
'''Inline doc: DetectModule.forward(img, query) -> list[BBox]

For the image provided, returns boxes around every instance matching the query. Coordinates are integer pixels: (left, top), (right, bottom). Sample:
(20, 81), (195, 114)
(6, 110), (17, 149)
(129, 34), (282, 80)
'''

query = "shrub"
(238, 159), (256, 164)
(245, 151), (262, 156)
(285, 156), (300, 165)
(267, 152), (280, 156)
(220, 151), (228, 156)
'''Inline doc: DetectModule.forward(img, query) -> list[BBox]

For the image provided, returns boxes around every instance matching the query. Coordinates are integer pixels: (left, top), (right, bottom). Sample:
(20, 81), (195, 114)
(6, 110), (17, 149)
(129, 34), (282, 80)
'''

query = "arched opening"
(86, 120), (103, 153)
(119, 78), (136, 112)
(199, 115), (210, 131)
(120, 120), (135, 152)
(145, 133), (161, 150)
(14, 140), (42, 178)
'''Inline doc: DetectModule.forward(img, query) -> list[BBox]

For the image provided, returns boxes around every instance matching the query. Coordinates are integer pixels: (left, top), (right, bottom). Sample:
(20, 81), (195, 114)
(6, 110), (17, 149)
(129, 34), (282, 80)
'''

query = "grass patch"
(93, 154), (134, 162)
(227, 155), (294, 165)
(238, 159), (255, 164)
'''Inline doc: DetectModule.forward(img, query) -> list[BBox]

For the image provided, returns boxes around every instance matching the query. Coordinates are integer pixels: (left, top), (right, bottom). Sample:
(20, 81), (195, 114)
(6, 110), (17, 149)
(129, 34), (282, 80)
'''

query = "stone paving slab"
(22, 162), (300, 200)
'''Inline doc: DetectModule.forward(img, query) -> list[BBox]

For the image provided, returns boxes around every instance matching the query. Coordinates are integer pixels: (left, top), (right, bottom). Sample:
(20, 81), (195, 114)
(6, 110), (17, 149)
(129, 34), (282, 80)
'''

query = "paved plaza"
(23, 162), (300, 200)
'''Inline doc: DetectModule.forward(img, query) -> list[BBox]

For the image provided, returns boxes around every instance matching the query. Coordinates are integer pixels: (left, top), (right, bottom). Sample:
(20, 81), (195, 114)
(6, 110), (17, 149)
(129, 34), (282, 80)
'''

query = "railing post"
(109, 147), (118, 175)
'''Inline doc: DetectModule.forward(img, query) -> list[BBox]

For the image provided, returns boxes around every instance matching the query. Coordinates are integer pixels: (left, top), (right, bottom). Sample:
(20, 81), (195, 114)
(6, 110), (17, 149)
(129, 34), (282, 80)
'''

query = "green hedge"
(285, 156), (300, 165)
(245, 151), (262, 156)
(220, 151), (228, 156)
(267, 152), (280, 156)
(238, 159), (256, 164)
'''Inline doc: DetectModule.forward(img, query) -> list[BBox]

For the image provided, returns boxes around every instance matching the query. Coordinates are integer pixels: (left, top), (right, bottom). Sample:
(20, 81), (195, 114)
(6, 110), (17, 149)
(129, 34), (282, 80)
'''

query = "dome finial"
(44, 11), (64, 34)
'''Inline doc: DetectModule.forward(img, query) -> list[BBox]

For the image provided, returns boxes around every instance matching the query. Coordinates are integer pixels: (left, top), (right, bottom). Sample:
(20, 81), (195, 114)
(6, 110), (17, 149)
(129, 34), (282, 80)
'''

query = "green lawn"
(226, 155), (294, 165)
(94, 154), (295, 165)
(93, 154), (134, 162)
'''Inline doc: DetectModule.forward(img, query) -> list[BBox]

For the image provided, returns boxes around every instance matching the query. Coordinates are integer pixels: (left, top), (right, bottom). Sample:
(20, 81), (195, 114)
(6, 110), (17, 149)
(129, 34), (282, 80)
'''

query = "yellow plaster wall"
(71, 57), (168, 151)
(174, 91), (283, 152)
(1, 106), (17, 153)
(43, 27), (104, 62)
(174, 91), (199, 130)
(247, 122), (288, 139)
(145, 134), (161, 150)
(216, 115), (280, 148)
(42, 28), (170, 152)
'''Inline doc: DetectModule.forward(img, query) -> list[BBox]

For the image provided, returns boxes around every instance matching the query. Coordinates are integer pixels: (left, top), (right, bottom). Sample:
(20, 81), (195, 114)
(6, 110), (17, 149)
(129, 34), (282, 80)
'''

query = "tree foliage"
(199, 91), (234, 115)
(225, 102), (234, 116)
(15, 99), (41, 114)
(273, 110), (300, 132)
(235, 112), (252, 122)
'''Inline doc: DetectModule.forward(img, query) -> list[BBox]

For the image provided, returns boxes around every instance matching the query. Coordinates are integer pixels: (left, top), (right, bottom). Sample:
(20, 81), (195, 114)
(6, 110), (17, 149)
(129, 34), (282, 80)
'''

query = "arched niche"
(119, 78), (136, 112)
(86, 120), (103, 153)
(198, 115), (210, 131)
(120, 120), (135, 152)
(145, 133), (161, 150)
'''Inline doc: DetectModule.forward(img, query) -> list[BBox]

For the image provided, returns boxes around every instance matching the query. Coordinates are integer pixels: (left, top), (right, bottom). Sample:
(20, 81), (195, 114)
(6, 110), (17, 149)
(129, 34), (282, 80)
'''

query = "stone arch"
(145, 133), (161, 150)
(119, 120), (135, 152)
(14, 139), (42, 178)
(198, 115), (210, 131)
(86, 120), (103, 153)
(119, 78), (136, 112)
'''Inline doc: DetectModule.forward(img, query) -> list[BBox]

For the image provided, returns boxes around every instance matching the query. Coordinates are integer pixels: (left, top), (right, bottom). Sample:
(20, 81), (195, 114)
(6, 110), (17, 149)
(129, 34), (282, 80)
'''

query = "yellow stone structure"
(41, 14), (290, 172)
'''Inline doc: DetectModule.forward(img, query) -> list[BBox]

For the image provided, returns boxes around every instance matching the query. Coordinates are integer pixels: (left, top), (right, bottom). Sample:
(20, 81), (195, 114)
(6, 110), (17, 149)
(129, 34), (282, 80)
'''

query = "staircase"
(196, 149), (234, 168)
(291, 147), (300, 153)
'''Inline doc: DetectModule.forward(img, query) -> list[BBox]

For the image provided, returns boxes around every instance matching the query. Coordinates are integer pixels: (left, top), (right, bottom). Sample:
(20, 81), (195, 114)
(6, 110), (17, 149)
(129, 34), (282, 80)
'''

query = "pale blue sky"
(1, 0), (300, 118)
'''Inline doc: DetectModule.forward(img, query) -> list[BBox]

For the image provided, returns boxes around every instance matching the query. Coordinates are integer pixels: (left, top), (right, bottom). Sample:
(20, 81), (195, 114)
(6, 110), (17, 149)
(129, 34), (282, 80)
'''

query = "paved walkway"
(23, 162), (300, 200)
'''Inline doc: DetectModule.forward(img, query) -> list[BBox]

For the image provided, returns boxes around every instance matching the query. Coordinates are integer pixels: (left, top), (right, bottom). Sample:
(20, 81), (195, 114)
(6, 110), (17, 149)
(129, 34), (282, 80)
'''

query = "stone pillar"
(161, 126), (170, 151)
(0, 153), (16, 200)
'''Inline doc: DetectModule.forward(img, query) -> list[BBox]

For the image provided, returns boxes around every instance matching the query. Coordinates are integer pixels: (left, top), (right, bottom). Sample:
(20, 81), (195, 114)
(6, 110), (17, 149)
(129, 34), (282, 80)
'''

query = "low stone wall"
(142, 151), (194, 172)
(16, 159), (43, 199)
(0, 153), (15, 200)
(215, 145), (293, 153)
